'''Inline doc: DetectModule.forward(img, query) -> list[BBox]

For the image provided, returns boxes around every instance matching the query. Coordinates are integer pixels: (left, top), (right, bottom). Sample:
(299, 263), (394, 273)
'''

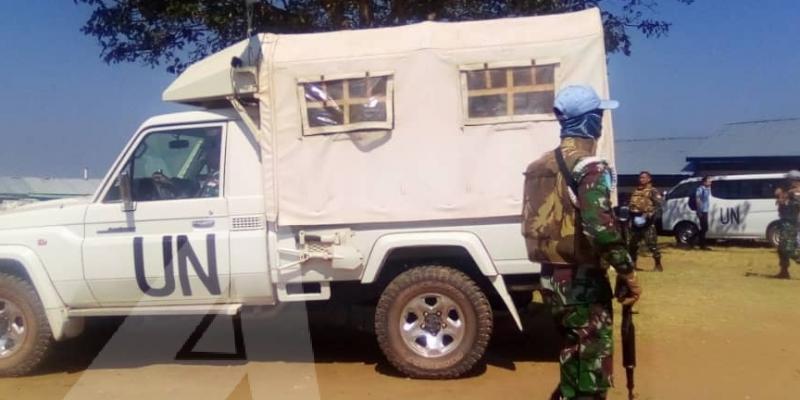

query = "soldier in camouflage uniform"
(774, 170), (800, 279)
(522, 85), (642, 400)
(628, 171), (664, 271)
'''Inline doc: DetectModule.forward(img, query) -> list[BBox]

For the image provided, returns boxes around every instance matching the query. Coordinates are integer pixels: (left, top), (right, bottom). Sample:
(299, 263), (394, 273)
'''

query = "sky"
(1, 0), (799, 178)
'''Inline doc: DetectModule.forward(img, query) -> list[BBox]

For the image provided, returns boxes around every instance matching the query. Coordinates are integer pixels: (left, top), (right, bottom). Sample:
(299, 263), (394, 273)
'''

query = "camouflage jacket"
(629, 184), (663, 215)
(778, 187), (800, 222)
(522, 137), (634, 275)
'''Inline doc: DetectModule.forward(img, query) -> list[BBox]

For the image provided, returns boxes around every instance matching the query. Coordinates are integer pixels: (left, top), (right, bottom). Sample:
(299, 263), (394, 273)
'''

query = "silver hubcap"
(679, 226), (695, 243)
(0, 298), (27, 359)
(399, 293), (465, 358)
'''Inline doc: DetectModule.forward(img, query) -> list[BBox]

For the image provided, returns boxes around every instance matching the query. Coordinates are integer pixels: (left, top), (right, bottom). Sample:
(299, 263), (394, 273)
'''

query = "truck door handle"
(192, 219), (215, 229)
(97, 227), (136, 234)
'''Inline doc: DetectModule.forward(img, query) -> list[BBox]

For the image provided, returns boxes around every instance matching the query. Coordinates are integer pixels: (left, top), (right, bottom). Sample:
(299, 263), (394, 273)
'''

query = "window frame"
(297, 71), (395, 136)
(98, 122), (227, 204)
(712, 178), (784, 200)
(666, 181), (700, 200)
(459, 59), (560, 126)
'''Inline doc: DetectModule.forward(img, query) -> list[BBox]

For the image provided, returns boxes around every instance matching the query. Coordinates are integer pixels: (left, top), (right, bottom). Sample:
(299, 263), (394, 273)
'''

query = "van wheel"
(767, 222), (781, 248)
(374, 266), (492, 379)
(0, 273), (53, 377)
(674, 222), (699, 246)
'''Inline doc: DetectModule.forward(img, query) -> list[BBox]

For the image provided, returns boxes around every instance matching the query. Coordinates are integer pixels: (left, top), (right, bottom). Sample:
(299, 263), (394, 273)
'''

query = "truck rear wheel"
(0, 273), (53, 376)
(374, 266), (492, 379)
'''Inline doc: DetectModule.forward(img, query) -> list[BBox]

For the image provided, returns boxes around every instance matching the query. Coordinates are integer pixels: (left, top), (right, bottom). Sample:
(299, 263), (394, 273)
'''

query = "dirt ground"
(1, 241), (799, 400)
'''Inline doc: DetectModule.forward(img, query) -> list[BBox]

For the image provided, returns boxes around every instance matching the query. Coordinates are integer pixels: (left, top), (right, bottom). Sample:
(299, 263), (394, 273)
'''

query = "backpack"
(521, 147), (594, 265)
(687, 188), (698, 211)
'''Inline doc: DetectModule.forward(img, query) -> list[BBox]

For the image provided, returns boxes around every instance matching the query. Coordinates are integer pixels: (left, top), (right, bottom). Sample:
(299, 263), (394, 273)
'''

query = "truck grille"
(231, 216), (264, 231)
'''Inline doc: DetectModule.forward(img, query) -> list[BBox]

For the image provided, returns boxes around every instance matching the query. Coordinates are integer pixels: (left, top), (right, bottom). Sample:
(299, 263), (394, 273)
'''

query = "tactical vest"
(778, 188), (800, 222)
(629, 186), (657, 214)
(521, 138), (596, 265)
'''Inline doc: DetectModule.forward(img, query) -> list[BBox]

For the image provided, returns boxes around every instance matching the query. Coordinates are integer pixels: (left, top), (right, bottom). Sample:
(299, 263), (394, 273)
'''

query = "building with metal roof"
(615, 136), (706, 201)
(616, 117), (800, 198)
(685, 118), (800, 176)
(616, 136), (706, 176)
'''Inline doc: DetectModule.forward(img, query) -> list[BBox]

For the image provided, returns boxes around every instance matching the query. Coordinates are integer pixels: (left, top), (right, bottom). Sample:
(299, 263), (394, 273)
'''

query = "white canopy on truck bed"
(164, 8), (616, 226)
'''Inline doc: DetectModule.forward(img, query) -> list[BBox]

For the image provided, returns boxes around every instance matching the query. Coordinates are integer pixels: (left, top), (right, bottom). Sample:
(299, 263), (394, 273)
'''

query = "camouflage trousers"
(777, 220), (799, 267)
(541, 264), (614, 399)
(629, 224), (660, 263)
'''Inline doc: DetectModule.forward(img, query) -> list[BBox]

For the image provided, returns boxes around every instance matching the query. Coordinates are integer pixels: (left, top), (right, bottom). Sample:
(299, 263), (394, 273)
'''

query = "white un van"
(661, 173), (786, 246)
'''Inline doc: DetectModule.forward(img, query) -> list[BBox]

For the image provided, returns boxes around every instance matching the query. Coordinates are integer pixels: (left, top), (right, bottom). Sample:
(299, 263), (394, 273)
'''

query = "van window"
(460, 62), (558, 125)
(712, 179), (783, 200)
(298, 73), (394, 135)
(666, 181), (700, 200)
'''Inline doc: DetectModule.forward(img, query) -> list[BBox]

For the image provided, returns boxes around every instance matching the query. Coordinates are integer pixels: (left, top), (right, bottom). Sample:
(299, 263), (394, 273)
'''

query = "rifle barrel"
(626, 368), (635, 399)
(622, 305), (636, 398)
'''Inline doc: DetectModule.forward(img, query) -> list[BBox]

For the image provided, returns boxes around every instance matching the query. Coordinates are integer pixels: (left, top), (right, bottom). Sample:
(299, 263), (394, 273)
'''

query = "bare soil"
(1, 242), (799, 399)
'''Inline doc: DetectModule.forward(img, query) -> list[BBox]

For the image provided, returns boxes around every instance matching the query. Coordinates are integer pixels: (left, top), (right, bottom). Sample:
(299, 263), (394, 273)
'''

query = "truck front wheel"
(374, 266), (492, 379)
(0, 273), (53, 376)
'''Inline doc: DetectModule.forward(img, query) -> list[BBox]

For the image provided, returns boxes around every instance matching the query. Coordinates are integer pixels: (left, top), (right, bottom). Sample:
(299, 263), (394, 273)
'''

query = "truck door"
(83, 124), (231, 306)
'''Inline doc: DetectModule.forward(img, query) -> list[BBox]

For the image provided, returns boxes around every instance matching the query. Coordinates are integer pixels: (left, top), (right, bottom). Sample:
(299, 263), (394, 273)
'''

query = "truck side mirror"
(118, 171), (136, 212)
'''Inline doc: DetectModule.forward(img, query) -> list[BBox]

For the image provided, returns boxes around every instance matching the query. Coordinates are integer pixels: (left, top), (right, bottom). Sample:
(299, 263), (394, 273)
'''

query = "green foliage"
(73, 0), (693, 73)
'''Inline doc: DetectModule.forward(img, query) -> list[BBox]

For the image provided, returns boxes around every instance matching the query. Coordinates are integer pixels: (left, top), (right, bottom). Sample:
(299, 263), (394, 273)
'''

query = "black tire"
(767, 222), (781, 248)
(674, 221), (699, 246)
(0, 273), (53, 376)
(374, 266), (492, 379)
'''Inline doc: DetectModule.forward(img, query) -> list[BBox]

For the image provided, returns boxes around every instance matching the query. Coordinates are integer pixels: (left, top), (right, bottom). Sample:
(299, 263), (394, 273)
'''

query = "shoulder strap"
(554, 148), (579, 196)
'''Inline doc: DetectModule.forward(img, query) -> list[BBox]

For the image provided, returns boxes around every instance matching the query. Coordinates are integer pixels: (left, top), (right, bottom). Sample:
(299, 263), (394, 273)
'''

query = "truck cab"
(83, 111), (272, 307)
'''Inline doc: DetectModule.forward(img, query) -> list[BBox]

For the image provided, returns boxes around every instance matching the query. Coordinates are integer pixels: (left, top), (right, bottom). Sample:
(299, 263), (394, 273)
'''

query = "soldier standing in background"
(628, 171), (664, 271)
(774, 170), (800, 279)
(522, 85), (641, 400)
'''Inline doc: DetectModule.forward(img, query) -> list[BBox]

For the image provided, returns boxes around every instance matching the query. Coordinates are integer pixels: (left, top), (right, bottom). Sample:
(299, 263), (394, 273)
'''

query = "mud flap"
(490, 275), (523, 331)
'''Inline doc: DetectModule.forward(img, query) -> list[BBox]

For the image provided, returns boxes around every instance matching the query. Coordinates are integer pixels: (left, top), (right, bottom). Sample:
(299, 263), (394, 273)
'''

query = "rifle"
(615, 205), (631, 245)
(615, 278), (637, 400)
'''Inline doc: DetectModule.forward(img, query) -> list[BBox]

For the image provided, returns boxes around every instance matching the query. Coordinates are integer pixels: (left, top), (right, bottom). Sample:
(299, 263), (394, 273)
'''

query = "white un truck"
(0, 9), (616, 377)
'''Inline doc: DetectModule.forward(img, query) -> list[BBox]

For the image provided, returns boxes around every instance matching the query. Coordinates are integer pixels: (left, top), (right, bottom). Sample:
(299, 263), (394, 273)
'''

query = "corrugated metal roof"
(688, 118), (800, 158)
(615, 137), (705, 176)
(0, 177), (101, 199)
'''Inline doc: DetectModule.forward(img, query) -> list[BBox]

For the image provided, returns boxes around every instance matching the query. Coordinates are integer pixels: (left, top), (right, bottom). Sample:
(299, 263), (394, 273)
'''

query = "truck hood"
(0, 197), (90, 230)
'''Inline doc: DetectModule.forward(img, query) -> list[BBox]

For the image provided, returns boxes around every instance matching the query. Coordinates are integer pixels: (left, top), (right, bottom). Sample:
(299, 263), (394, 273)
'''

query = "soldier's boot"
(653, 255), (663, 272)
(776, 258), (791, 279)
(631, 254), (646, 272)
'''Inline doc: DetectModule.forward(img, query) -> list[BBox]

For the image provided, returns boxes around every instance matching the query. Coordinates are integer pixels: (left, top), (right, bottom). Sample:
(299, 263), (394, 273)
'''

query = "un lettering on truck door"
(133, 234), (221, 297)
